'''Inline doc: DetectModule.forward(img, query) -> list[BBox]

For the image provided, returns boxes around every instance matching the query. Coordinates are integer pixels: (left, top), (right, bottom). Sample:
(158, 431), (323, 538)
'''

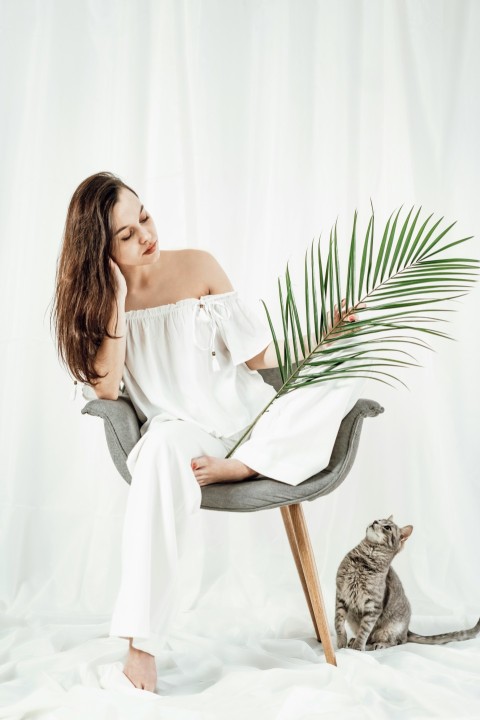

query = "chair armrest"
(200, 398), (385, 512)
(313, 397), (384, 498)
(80, 393), (384, 511)
(81, 397), (141, 484)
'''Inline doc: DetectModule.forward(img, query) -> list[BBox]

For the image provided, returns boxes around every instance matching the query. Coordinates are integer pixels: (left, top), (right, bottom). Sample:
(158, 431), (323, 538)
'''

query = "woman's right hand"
(109, 257), (128, 298)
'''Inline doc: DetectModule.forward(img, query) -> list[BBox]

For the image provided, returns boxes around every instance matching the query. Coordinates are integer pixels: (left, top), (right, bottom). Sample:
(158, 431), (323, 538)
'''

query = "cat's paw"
(337, 634), (348, 649)
(348, 637), (365, 651)
(372, 642), (391, 650)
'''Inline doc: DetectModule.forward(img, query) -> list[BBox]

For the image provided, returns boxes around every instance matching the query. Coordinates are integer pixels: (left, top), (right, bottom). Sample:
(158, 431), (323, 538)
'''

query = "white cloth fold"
(191, 297), (233, 372)
(109, 417), (246, 656)
(121, 291), (276, 438)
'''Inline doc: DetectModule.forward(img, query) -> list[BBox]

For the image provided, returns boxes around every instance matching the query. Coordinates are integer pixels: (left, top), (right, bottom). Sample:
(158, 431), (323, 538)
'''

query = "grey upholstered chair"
(81, 367), (384, 666)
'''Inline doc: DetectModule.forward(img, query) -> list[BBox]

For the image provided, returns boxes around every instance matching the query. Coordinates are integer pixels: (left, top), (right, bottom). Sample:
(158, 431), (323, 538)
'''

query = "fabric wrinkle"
(109, 289), (366, 655)
(121, 290), (277, 440)
(191, 298), (233, 372)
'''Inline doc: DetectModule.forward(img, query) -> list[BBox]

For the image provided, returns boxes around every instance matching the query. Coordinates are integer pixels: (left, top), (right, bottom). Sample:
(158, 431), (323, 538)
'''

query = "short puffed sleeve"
(216, 292), (273, 366)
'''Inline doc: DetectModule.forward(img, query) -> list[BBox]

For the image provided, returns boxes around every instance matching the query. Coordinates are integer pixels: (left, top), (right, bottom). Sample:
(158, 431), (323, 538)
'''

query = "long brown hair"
(50, 171), (138, 386)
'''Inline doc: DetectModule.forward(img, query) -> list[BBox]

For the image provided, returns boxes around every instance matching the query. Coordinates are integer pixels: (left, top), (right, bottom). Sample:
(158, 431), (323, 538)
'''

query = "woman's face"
(109, 187), (159, 266)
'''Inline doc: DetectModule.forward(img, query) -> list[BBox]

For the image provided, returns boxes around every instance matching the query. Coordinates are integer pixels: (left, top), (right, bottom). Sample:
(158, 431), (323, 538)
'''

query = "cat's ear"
(400, 525), (413, 543)
(387, 514), (394, 521)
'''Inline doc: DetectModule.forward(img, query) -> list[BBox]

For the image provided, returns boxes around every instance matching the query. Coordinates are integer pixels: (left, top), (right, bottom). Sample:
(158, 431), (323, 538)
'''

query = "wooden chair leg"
(280, 503), (337, 666)
(280, 505), (320, 641)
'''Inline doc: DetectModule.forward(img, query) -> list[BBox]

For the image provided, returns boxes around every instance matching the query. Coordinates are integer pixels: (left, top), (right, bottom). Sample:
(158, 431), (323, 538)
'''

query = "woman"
(52, 171), (364, 692)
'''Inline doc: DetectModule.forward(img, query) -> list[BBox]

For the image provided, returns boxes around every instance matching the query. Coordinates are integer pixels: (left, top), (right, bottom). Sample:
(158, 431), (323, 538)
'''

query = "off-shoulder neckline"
(125, 290), (238, 318)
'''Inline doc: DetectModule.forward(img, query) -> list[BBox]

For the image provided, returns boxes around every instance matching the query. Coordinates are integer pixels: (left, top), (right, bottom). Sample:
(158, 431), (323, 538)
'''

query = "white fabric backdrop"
(1, 0), (479, 716)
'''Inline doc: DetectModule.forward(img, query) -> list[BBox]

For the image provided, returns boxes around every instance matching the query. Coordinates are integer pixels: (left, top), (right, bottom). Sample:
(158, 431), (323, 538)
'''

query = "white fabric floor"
(2, 0), (480, 717)
(1, 554), (479, 719)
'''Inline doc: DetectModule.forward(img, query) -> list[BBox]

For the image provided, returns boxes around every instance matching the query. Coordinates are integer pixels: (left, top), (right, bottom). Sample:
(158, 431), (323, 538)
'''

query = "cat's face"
(365, 515), (413, 553)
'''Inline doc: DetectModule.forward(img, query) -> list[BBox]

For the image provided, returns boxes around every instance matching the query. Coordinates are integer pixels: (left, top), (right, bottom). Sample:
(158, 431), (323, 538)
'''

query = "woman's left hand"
(328, 298), (367, 332)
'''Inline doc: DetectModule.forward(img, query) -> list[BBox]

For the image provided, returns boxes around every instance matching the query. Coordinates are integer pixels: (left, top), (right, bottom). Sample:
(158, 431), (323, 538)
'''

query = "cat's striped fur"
(335, 516), (480, 651)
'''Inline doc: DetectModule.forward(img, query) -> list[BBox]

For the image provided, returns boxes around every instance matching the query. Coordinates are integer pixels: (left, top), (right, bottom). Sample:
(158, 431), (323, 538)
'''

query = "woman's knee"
(143, 419), (207, 461)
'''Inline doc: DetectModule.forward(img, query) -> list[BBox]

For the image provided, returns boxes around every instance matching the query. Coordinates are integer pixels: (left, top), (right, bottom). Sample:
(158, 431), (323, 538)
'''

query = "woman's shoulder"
(165, 247), (215, 271)
(169, 247), (234, 296)
(173, 247), (220, 265)
(157, 247), (212, 284)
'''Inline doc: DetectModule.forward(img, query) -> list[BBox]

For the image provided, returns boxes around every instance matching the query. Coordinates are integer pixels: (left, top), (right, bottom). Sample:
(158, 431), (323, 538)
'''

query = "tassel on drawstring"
(71, 380), (78, 401)
(211, 350), (221, 372)
(192, 298), (232, 372)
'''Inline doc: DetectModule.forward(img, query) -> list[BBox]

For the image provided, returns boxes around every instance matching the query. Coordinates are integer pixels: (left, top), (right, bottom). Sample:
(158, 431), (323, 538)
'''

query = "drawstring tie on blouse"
(192, 298), (232, 372)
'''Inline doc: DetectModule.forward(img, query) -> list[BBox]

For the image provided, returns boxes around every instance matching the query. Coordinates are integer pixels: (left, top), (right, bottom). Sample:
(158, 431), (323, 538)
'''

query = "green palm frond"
(225, 205), (479, 457)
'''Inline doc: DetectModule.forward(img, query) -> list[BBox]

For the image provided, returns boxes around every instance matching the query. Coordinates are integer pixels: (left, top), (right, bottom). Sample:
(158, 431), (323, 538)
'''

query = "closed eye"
(121, 214), (150, 241)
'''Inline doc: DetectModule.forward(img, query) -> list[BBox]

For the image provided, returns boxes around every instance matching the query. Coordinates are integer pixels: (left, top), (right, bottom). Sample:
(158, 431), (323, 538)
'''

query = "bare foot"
(123, 644), (157, 692)
(191, 456), (259, 486)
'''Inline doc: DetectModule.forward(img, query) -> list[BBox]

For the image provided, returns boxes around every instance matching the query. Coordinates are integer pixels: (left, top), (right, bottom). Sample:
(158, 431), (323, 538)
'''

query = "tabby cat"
(335, 515), (480, 651)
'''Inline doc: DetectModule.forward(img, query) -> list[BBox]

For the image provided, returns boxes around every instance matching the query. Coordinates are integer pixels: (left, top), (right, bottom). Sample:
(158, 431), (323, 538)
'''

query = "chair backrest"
(81, 360), (385, 496)
(82, 365), (288, 484)
(258, 367), (284, 391)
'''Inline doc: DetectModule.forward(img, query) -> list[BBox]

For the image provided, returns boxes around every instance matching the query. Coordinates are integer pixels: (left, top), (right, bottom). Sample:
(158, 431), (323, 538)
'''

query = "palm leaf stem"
(224, 210), (479, 458)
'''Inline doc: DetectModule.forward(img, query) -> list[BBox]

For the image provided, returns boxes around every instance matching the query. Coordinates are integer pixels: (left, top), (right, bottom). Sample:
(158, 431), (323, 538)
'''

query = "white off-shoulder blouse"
(114, 290), (277, 438)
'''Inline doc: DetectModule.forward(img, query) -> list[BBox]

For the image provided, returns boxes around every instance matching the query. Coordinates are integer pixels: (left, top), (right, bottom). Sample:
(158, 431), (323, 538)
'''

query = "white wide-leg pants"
(109, 374), (367, 656)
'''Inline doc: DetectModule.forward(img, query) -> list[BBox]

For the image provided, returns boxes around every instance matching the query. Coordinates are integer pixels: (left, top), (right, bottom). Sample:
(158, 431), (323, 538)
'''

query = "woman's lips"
(143, 241), (157, 255)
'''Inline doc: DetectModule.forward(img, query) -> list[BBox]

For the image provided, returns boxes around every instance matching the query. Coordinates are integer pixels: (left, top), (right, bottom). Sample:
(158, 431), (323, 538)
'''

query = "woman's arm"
(90, 259), (128, 399)
(201, 251), (364, 372)
(246, 299), (364, 370)
(246, 333), (319, 371)
(91, 291), (127, 400)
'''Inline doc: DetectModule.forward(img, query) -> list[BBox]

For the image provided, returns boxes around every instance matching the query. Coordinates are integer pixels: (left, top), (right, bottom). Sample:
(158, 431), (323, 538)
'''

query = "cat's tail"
(407, 617), (480, 645)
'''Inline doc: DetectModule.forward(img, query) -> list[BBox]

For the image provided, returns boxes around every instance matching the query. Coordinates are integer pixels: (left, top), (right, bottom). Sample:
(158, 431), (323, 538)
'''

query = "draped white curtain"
(1, 0), (479, 715)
